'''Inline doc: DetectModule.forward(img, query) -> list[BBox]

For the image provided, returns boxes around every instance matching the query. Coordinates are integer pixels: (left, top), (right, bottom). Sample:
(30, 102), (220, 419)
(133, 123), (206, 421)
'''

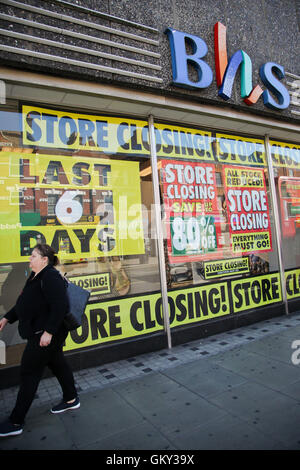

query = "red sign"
(161, 160), (222, 263)
(278, 177), (300, 238)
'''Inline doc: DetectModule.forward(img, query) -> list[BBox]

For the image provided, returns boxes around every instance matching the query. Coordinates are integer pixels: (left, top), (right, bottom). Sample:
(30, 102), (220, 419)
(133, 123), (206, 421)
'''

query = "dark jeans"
(10, 329), (77, 425)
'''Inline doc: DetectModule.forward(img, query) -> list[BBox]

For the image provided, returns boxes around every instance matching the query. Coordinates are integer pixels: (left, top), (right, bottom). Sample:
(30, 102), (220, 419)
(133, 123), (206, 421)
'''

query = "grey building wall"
(0, 0), (299, 123)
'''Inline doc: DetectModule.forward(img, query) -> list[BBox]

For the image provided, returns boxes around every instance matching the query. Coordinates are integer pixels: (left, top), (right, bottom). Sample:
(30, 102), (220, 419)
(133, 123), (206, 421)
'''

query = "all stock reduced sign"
(223, 166), (272, 254)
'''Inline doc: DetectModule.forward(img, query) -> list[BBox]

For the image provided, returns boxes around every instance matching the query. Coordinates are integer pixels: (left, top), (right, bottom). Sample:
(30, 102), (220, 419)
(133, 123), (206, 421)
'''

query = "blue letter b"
(165, 28), (213, 89)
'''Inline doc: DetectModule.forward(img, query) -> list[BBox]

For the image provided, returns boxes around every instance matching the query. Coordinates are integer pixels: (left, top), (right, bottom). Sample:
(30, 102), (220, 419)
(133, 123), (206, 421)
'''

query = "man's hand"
(40, 331), (53, 347)
(0, 318), (8, 332)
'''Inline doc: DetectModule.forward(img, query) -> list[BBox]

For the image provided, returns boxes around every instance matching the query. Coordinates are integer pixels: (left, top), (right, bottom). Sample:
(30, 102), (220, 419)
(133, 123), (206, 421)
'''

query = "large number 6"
(55, 190), (83, 224)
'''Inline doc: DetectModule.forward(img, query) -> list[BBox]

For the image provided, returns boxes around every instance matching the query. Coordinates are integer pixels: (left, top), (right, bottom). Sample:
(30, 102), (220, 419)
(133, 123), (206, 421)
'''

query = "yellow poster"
(21, 105), (214, 161)
(64, 292), (164, 351)
(204, 257), (250, 279)
(22, 105), (148, 155)
(269, 140), (300, 170)
(21, 106), (300, 169)
(64, 282), (231, 351)
(216, 133), (266, 166)
(0, 152), (144, 263)
(64, 272), (284, 352)
(231, 273), (281, 312)
(285, 268), (300, 299)
(68, 273), (111, 296)
(154, 123), (213, 160)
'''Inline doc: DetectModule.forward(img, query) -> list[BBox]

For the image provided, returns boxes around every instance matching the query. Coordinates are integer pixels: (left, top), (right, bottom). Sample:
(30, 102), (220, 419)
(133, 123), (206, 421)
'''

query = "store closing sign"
(68, 273), (111, 296)
(270, 141), (300, 170)
(22, 108), (300, 171)
(216, 134), (266, 166)
(22, 104), (147, 154)
(204, 257), (250, 279)
(64, 281), (230, 351)
(22, 105), (213, 159)
(23, 105), (300, 172)
(285, 268), (300, 299)
(231, 273), (281, 312)
(0, 152), (144, 263)
(63, 272), (282, 352)
(223, 166), (272, 254)
(161, 159), (222, 263)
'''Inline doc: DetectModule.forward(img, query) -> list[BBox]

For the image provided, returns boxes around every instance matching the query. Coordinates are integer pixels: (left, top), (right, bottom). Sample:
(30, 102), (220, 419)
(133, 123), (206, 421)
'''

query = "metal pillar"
(0, 80), (6, 104)
(148, 114), (172, 348)
(264, 134), (289, 315)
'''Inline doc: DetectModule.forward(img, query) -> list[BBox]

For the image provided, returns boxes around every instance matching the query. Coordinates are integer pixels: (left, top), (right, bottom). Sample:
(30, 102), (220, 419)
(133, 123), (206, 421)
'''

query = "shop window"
(0, 85), (299, 370)
(0, 96), (162, 367)
(156, 125), (283, 326)
(269, 140), (300, 303)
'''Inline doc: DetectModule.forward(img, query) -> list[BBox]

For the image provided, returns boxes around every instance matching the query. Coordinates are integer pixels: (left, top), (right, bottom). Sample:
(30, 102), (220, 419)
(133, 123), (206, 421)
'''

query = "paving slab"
(0, 408), (75, 450)
(208, 380), (299, 422)
(207, 348), (300, 391)
(80, 422), (174, 451)
(163, 360), (248, 398)
(167, 414), (288, 450)
(59, 388), (144, 448)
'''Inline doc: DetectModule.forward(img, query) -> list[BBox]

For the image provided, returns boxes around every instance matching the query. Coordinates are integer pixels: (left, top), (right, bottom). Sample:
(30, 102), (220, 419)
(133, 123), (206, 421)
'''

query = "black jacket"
(5, 264), (68, 339)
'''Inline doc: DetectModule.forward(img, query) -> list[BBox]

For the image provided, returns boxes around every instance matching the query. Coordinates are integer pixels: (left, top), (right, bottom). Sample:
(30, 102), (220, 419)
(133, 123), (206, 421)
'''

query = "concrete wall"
(0, 0), (299, 122)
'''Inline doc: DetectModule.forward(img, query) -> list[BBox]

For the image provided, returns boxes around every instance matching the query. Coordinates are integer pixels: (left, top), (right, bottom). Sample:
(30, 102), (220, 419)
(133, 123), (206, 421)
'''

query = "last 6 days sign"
(0, 152), (144, 263)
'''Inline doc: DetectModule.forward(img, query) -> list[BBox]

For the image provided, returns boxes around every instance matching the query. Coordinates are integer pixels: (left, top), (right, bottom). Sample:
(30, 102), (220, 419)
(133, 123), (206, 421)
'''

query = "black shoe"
(0, 419), (23, 437)
(50, 396), (80, 414)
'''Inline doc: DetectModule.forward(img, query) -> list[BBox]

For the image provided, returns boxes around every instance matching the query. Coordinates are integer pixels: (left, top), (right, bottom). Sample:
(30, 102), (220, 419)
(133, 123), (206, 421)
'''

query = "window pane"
(0, 98), (162, 366)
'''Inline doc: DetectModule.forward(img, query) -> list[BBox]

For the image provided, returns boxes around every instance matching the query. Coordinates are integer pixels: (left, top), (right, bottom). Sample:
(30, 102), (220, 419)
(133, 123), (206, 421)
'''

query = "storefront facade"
(0, 0), (299, 386)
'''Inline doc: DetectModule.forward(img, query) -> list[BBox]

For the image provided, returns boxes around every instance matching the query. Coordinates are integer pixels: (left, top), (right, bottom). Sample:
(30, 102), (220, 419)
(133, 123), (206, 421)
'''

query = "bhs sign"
(165, 22), (290, 111)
